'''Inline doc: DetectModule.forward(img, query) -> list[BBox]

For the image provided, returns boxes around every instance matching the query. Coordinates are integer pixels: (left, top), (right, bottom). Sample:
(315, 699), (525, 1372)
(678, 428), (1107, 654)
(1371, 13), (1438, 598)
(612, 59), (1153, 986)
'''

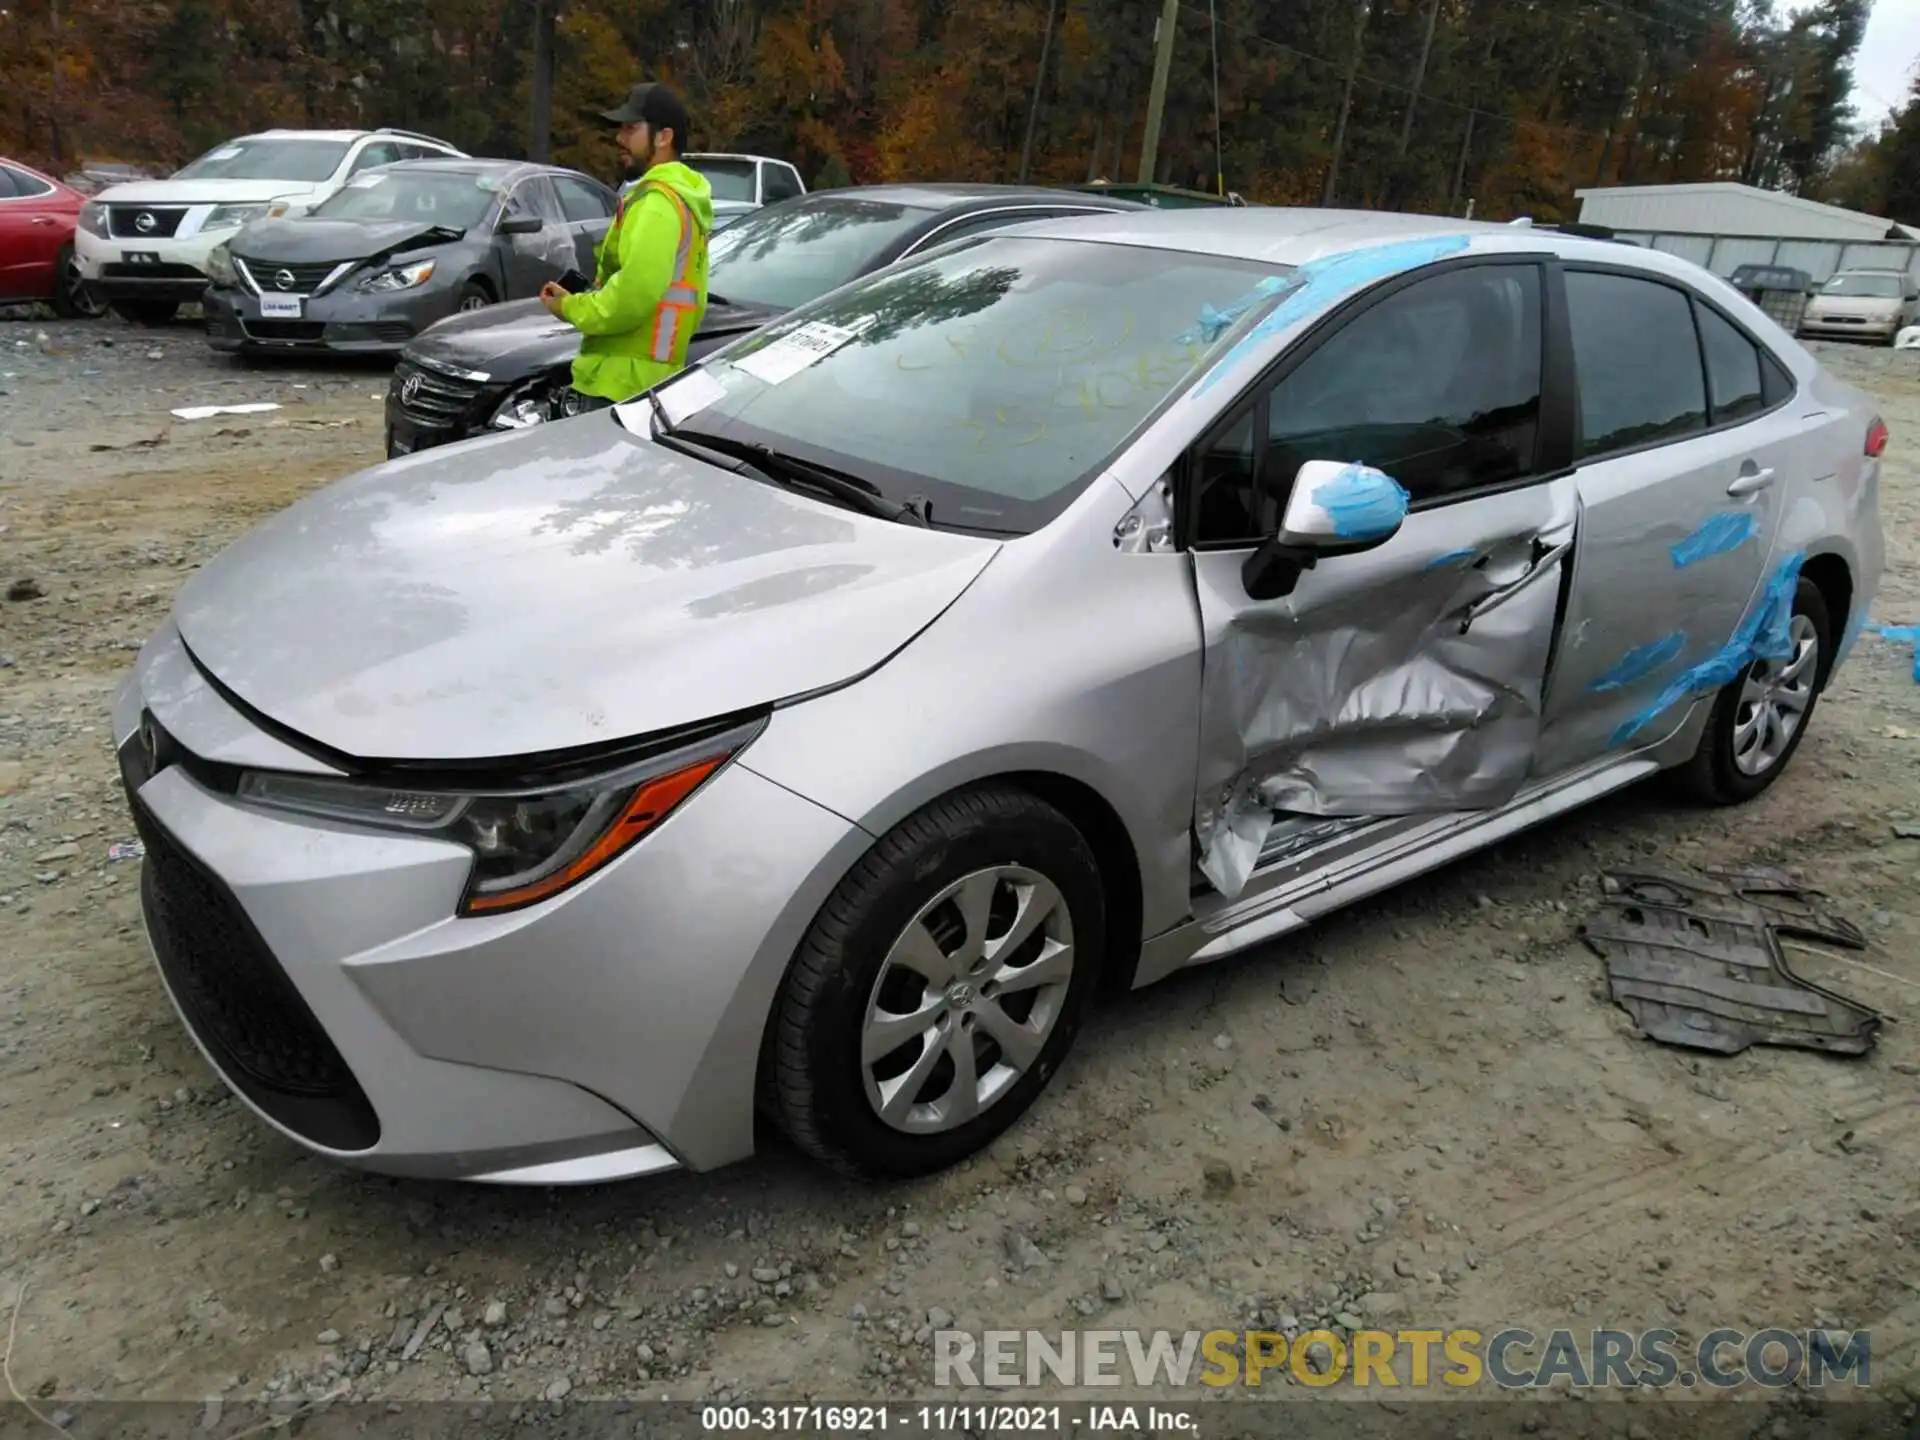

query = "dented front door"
(1191, 479), (1579, 894)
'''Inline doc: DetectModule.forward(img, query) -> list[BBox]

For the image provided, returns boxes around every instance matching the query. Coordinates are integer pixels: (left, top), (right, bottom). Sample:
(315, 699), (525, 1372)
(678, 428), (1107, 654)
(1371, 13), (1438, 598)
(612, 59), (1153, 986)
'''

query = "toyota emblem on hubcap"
(400, 375), (421, 405)
(274, 270), (296, 291)
(134, 211), (157, 233)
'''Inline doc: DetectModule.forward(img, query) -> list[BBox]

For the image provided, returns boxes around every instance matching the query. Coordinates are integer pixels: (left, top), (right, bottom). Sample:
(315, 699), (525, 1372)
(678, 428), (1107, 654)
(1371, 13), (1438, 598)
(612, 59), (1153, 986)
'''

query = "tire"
(456, 282), (492, 313)
(1673, 575), (1830, 805)
(111, 299), (178, 326)
(768, 785), (1106, 1180)
(48, 246), (106, 319)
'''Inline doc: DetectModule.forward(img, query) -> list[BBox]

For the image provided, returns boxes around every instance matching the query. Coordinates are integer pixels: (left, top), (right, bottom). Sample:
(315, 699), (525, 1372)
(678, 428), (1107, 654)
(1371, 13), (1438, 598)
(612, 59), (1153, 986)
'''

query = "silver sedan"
(114, 209), (1886, 1185)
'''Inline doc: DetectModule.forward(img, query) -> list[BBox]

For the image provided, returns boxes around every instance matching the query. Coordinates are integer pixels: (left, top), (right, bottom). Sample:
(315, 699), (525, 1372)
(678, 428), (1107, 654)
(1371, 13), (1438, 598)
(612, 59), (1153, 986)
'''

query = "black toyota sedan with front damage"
(383, 183), (1146, 457)
(204, 159), (619, 357)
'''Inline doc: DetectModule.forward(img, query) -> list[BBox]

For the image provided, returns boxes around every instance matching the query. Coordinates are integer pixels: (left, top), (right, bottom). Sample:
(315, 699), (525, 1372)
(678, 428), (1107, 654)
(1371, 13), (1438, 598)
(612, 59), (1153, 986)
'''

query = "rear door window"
(1566, 271), (1707, 459)
(1694, 303), (1766, 424)
(555, 176), (616, 222)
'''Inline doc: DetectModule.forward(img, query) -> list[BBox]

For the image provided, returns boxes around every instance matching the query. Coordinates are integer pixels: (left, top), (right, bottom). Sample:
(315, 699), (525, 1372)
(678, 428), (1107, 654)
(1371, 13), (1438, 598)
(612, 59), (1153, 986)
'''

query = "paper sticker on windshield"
(655, 365), (727, 427)
(347, 173), (387, 188)
(206, 145), (243, 161)
(730, 321), (861, 385)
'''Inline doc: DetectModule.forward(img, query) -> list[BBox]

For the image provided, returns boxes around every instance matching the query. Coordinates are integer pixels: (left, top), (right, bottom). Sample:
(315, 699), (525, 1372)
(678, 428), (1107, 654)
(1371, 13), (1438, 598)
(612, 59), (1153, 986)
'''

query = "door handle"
(1727, 466), (1775, 498)
(30, 216), (56, 226)
(1459, 539), (1571, 634)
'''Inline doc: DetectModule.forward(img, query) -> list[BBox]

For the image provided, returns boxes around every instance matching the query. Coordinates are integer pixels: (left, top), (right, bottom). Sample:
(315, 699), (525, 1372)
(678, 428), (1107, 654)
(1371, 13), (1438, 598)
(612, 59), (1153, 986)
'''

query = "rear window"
(690, 158), (757, 203)
(175, 139), (351, 183)
(706, 197), (935, 311)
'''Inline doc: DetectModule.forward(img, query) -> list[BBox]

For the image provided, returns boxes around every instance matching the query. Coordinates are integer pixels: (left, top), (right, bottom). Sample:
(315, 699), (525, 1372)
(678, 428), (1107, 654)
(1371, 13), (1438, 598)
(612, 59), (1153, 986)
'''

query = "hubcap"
(460, 294), (488, 311)
(1732, 614), (1819, 777)
(860, 865), (1075, 1135)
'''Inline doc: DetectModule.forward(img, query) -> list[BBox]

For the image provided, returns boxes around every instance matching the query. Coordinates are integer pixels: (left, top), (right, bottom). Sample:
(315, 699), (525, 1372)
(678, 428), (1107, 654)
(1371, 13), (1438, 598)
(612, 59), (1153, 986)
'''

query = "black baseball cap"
(598, 82), (691, 142)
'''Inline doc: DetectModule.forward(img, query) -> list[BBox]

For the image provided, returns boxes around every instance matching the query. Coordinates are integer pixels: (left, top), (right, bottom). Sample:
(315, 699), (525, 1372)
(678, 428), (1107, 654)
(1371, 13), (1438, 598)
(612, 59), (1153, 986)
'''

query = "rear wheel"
(768, 786), (1106, 1180)
(1674, 576), (1830, 804)
(111, 299), (178, 326)
(49, 246), (107, 319)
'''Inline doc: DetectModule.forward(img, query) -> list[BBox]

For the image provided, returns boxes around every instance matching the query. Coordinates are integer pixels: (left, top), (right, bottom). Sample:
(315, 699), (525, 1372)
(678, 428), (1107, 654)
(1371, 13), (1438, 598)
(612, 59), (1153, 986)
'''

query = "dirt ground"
(2, 311), (1918, 1422)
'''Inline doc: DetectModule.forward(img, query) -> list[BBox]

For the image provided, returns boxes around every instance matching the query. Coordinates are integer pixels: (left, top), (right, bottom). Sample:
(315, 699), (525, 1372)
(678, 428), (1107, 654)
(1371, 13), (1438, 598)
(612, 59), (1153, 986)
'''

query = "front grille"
(123, 733), (379, 1152)
(236, 257), (342, 294)
(241, 319), (326, 343)
(392, 359), (485, 425)
(101, 261), (205, 281)
(107, 204), (187, 239)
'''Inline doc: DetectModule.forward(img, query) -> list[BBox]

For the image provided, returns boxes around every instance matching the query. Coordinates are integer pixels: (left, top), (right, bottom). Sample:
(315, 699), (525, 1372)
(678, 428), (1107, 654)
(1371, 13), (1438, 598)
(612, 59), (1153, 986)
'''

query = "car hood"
(92, 178), (327, 206)
(170, 411), (1000, 762)
(230, 217), (467, 264)
(408, 295), (783, 381)
(1808, 294), (1901, 318)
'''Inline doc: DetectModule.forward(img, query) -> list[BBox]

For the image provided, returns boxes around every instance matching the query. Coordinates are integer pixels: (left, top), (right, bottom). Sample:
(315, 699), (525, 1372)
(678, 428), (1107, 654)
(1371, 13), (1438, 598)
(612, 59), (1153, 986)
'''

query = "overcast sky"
(1851, 0), (1920, 129)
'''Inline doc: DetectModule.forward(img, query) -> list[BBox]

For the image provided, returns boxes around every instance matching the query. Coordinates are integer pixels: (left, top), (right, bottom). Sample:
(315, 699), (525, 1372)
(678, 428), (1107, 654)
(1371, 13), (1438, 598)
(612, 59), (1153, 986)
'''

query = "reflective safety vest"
(562, 167), (713, 403)
(645, 183), (702, 366)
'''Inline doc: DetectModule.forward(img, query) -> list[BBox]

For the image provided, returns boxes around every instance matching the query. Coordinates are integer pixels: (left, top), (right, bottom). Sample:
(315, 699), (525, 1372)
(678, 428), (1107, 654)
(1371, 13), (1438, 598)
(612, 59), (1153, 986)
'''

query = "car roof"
(810, 182), (1148, 213)
(999, 205), (1759, 281)
(369, 157), (586, 181)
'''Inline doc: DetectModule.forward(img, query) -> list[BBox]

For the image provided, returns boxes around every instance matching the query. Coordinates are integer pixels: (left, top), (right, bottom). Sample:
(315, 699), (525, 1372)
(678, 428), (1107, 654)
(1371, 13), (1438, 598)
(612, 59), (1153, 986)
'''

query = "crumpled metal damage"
(1190, 496), (1572, 898)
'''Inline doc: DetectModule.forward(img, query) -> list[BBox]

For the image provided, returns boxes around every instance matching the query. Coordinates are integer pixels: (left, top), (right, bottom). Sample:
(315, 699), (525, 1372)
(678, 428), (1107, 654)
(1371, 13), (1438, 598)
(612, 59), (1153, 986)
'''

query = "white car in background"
(73, 128), (465, 324)
(622, 152), (806, 230)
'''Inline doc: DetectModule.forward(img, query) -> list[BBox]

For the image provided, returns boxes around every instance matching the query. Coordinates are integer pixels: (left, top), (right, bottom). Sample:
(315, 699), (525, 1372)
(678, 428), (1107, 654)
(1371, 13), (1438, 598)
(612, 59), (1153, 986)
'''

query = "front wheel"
(49, 246), (107, 319)
(768, 786), (1106, 1180)
(1674, 576), (1830, 804)
(456, 282), (492, 313)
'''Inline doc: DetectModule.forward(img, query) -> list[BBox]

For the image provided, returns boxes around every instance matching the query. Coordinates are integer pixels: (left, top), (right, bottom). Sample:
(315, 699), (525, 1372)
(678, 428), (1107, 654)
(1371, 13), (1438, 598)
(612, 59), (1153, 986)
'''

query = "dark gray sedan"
(203, 158), (617, 356)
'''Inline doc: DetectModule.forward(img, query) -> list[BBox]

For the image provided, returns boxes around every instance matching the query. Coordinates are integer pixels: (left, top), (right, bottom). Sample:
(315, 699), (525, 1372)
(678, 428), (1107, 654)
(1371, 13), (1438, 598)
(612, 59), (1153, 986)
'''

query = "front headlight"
(205, 242), (238, 288)
(489, 373), (570, 429)
(204, 203), (268, 231)
(232, 719), (762, 915)
(358, 259), (437, 293)
(78, 201), (107, 238)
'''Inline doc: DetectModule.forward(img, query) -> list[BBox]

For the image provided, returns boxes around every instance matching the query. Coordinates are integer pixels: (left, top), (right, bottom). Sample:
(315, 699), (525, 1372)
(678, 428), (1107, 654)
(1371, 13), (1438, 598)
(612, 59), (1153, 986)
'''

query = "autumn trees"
(0, 0), (1876, 221)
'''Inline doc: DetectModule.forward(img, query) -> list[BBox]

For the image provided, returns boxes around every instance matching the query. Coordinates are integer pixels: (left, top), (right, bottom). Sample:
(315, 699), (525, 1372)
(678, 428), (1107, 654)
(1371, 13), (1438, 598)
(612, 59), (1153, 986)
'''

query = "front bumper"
(1799, 314), (1899, 342)
(384, 355), (530, 457)
(113, 624), (871, 1182)
(204, 283), (447, 356)
(74, 225), (224, 303)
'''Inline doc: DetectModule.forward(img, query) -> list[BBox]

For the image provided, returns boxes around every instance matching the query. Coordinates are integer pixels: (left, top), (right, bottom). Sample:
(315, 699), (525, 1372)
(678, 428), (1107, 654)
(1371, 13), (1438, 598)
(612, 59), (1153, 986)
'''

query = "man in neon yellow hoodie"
(538, 83), (715, 409)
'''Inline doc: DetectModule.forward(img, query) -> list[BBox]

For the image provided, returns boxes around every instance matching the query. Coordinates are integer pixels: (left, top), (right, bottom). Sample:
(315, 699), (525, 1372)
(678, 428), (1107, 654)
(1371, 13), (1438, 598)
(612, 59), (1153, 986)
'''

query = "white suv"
(73, 128), (465, 323)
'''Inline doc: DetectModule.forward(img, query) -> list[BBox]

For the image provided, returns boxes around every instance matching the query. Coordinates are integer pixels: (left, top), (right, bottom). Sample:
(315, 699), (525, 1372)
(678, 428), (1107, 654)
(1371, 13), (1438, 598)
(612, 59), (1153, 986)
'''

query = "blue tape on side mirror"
(1311, 463), (1409, 541)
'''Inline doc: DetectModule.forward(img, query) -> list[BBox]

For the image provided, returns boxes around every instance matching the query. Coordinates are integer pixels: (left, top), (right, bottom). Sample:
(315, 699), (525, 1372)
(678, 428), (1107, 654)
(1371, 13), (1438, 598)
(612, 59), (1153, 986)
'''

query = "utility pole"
(1137, 0), (1181, 186)
(530, 0), (556, 162)
(1019, 0), (1059, 184)
(1322, 0), (1372, 205)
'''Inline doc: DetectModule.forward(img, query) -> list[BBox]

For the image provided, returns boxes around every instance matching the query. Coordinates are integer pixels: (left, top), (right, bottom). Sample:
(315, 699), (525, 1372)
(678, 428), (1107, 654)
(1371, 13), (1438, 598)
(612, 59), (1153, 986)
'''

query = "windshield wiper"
(675, 428), (928, 526)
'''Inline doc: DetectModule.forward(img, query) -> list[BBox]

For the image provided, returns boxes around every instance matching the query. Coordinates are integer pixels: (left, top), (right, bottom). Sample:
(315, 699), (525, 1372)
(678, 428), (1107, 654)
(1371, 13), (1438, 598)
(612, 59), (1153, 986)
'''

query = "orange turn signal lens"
(460, 755), (726, 915)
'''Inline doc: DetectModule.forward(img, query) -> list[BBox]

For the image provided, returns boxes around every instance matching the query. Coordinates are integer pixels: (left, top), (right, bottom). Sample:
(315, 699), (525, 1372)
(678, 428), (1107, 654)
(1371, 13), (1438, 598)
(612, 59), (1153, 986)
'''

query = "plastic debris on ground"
(169, 403), (283, 421)
(1581, 865), (1881, 1057)
(107, 840), (145, 862)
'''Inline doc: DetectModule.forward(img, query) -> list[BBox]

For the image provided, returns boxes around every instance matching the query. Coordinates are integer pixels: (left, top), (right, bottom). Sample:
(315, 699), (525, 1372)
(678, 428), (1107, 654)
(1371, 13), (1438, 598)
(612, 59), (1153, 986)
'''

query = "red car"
(0, 157), (106, 318)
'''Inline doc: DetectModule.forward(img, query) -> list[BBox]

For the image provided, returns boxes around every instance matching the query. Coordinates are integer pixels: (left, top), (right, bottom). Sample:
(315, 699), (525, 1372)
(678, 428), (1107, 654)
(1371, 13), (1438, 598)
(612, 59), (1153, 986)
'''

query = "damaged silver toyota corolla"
(114, 209), (1885, 1185)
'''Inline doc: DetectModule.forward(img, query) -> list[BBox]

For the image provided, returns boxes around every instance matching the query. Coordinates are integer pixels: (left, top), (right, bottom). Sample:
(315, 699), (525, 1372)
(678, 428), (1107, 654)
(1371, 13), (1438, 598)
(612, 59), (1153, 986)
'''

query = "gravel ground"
(3, 310), (1919, 1420)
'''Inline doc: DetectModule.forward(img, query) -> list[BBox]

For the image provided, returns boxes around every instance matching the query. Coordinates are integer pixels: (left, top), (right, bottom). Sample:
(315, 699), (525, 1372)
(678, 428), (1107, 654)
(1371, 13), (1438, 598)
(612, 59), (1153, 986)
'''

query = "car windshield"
(174, 139), (351, 183)
(1822, 273), (1903, 298)
(312, 170), (497, 229)
(660, 236), (1284, 534)
(706, 197), (935, 311)
(690, 158), (757, 203)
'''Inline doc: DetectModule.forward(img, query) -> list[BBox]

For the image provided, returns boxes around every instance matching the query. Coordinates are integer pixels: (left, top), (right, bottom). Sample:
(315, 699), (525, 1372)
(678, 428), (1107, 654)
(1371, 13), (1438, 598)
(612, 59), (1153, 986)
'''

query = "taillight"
(1866, 416), (1890, 458)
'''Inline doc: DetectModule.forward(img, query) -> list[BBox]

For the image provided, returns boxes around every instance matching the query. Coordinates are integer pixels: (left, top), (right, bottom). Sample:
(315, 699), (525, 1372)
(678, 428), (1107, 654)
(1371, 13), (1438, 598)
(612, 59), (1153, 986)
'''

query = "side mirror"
(1241, 459), (1409, 601)
(496, 214), (543, 236)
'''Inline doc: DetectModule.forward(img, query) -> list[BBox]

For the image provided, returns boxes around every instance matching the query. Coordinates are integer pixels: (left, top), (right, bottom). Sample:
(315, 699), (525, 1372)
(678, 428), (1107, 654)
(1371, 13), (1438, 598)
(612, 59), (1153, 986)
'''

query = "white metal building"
(1573, 182), (1920, 286)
